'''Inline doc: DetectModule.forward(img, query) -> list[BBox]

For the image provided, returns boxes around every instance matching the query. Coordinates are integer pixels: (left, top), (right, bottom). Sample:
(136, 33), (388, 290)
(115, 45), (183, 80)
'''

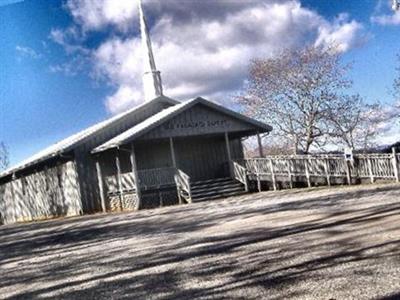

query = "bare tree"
(394, 54), (400, 97)
(238, 45), (395, 153)
(243, 138), (293, 158)
(393, 54), (400, 119)
(331, 53), (400, 151)
(0, 142), (9, 171)
(238, 45), (353, 154)
(328, 95), (389, 151)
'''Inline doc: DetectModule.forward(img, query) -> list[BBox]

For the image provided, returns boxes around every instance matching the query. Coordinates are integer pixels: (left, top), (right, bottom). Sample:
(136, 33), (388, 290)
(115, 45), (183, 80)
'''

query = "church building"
(0, 1), (272, 225)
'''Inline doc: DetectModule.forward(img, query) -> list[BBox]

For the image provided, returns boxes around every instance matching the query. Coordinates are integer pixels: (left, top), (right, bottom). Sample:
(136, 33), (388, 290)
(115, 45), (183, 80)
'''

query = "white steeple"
(138, 0), (163, 102)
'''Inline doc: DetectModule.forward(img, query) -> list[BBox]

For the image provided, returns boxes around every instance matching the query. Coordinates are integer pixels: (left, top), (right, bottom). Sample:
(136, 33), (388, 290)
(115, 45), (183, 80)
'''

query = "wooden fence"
(242, 150), (400, 191)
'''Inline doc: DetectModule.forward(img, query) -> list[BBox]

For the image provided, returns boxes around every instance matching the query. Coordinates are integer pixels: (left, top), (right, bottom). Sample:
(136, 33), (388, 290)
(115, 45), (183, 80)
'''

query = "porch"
(94, 133), (251, 211)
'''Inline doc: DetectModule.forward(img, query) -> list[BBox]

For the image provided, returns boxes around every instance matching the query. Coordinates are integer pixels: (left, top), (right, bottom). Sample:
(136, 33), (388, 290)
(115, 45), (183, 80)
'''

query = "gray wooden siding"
(0, 99), (175, 222)
(140, 104), (257, 140)
(132, 135), (244, 181)
(0, 161), (81, 225)
(135, 140), (173, 170)
(73, 100), (174, 213)
(175, 136), (243, 181)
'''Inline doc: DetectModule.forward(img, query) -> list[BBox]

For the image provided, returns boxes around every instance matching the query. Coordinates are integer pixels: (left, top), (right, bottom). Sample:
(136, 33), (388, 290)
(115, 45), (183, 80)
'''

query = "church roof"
(92, 97), (272, 153)
(0, 96), (178, 179)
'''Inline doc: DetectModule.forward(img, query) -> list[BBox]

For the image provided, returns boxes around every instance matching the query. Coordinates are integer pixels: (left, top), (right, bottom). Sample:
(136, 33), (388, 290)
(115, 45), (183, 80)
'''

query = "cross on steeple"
(138, 0), (163, 102)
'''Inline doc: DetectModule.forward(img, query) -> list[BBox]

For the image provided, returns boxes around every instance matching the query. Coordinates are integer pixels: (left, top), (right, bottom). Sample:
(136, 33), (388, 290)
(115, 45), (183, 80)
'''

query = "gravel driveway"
(1, 183), (400, 300)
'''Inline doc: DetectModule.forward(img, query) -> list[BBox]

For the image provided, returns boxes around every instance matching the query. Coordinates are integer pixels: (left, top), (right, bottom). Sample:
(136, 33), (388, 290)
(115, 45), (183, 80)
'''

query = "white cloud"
(49, 27), (88, 54)
(372, 11), (400, 25)
(65, 0), (138, 32)
(105, 85), (143, 113)
(93, 38), (144, 113)
(57, 0), (366, 114)
(377, 127), (400, 145)
(48, 56), (88, 76)
(315, 14), (366, 52)
(48, 26), (90, 77)
(371, 0), (400, 25)
(15, 45), (41, 59)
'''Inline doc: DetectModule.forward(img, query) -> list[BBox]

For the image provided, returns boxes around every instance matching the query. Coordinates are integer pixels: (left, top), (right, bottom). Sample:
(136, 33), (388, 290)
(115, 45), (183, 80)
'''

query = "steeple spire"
(138, 0), (163, 102)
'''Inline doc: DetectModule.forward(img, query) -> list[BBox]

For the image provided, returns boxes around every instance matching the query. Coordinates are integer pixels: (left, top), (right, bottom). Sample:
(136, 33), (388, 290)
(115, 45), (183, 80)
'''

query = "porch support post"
(115, 150), (123, 210)
(95, 157), (106, 213)
(130, 144), (141, 210)
(257, 132), (264, 158)
(225, 132), (233, 177)
(169, 137), (177, 168)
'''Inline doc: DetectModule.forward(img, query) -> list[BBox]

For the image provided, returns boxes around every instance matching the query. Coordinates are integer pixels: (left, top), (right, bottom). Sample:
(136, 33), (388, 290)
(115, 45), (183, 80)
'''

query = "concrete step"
(188, 177), (247, 203)
(191, 181), (242, 192)
(191, 185), (244, 198)
(192, 190), (247, 202)
(191, 177), (232, 188)
(192, 177), (232, 185)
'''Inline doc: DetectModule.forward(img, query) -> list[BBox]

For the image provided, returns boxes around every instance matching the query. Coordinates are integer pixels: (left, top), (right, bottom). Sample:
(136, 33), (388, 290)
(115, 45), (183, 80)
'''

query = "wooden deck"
(242, 151), (400, 191)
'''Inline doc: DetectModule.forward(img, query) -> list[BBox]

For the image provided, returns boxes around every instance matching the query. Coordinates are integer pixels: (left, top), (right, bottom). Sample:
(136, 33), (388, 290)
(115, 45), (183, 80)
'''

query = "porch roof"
(92, 97), (272, 154)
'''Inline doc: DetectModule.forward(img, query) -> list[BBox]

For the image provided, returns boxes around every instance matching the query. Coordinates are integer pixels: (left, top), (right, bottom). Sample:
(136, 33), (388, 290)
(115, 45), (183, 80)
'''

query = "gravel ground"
(1, 183), (400, 300)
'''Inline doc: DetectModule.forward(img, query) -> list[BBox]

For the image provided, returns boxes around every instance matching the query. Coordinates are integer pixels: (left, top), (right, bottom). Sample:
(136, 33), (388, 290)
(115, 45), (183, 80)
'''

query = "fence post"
(256, 160), (262, 192)
(367, 157), (374, 183)
(269, 158), (277, 191)
(344, 159), (352, 186)
(324, 158), (331, 187)
(159, 190), (163, 207)
(305, 158), (311, 188)
(287, 159), (293, 189)
(393, 148), (399, 183)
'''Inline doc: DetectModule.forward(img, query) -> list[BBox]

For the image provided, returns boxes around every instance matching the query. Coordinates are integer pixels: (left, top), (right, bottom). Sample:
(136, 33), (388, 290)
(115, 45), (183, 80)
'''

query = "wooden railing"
(231, 160), (248, 192)
(355, 154), (395, 181)
(105, 173), (135, 195)
(137, 167), (176, 189)
(243, 151), (400, 191)
(174, 169), (192, 204)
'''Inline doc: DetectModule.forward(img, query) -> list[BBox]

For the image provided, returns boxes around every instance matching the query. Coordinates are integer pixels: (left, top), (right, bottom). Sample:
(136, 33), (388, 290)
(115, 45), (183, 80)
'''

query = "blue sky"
(1, 0), (400, 166)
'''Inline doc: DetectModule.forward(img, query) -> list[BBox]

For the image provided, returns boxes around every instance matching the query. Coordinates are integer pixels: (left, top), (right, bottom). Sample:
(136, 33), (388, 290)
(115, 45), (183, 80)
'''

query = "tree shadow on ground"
(1, 185), (400, 299)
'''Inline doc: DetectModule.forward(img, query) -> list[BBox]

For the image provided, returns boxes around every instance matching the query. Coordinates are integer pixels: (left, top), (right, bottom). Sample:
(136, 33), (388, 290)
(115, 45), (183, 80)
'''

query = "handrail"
(174, 169), (192, 203)
(231, 160), (248, 192)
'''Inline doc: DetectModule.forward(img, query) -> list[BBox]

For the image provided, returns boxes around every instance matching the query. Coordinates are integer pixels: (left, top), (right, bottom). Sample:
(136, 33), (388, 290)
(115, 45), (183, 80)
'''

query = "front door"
(175, 136), (230, 181)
